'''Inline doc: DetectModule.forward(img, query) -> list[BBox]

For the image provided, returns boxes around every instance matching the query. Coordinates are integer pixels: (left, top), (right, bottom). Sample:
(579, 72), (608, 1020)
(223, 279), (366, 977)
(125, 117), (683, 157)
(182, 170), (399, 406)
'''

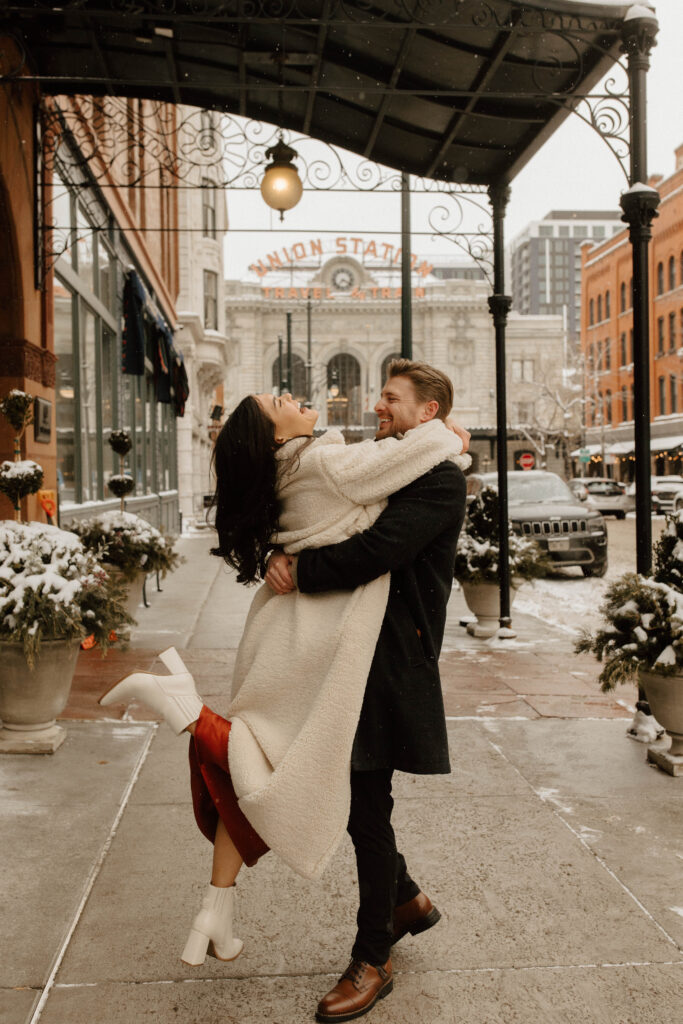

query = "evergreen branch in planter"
(71, 510), (182, 583)
(108, 430), (133, 457)
(454, 486), (551, 585)
(0, 389), (34, 435)
(0, 521), (132, 668)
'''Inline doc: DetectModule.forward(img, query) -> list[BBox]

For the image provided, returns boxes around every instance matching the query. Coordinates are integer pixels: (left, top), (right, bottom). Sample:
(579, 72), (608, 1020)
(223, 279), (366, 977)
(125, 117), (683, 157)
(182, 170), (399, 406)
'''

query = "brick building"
(580, 143), (683, 479)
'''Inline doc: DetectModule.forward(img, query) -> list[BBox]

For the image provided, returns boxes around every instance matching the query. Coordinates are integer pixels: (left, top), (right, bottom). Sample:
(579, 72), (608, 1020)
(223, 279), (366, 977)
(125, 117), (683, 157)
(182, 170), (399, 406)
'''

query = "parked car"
(571, 477), (634, 519)
(626, 476), (683, 514)
(466, 471), (608, 577)
(567, 478), (590, 502)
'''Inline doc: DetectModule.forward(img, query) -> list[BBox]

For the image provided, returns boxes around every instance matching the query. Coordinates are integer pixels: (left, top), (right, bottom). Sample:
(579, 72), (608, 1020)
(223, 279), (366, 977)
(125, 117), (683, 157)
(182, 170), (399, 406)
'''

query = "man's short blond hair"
(386, 359), (453, 421)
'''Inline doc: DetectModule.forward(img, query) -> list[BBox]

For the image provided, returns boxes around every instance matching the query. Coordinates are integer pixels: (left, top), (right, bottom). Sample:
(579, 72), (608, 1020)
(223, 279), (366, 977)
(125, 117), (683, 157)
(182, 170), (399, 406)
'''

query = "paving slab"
(0, 990), (37, 1024)
(40, 962), (683, 1024)
(479, 719), (683, 948)
(0, 722), (153, 991)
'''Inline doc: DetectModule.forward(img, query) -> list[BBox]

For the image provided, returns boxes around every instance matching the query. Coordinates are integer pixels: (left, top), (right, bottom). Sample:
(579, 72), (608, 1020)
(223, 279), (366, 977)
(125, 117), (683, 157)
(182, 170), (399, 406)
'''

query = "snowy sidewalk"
(3, 534), (682, 1024)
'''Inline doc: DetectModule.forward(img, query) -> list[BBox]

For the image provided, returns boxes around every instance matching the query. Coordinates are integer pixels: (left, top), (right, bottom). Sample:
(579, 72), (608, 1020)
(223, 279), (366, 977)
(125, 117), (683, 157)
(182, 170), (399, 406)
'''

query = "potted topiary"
(0, 390), (44, 522)
(70, 510), (181, 622)
(577, 508), (683, 775)
(0, 520), (131, 753)
(455, 485), (550, 637)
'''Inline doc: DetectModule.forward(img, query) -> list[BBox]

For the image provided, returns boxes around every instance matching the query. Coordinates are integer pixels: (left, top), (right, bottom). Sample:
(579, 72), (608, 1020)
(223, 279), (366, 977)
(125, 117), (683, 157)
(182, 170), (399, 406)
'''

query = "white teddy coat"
(226, 420), (468, 879)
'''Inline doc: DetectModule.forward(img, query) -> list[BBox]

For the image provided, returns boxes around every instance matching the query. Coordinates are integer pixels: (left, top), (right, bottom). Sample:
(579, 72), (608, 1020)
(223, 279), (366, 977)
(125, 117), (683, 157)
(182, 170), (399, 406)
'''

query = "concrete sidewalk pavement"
(2, 535), (682, 1024)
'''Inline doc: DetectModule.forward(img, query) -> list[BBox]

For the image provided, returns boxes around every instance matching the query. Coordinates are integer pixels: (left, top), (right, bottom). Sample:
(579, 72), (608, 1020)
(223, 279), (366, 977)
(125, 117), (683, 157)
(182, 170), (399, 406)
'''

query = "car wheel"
(582, 562), (608, 578)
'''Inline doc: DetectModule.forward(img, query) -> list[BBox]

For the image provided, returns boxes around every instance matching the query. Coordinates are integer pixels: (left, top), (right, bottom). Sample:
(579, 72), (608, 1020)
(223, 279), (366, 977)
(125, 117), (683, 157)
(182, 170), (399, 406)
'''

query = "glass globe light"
(260, 136), (303, 220)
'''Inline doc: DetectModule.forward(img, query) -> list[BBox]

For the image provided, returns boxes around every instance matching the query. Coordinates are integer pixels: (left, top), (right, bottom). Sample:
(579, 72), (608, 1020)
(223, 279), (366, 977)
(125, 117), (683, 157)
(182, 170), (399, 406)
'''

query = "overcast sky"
(224, 0), (683, 280)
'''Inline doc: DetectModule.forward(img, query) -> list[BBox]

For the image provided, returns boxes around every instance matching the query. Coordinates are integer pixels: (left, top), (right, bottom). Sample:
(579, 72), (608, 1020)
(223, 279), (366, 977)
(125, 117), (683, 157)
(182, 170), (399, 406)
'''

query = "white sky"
(224, 0), (683, 281)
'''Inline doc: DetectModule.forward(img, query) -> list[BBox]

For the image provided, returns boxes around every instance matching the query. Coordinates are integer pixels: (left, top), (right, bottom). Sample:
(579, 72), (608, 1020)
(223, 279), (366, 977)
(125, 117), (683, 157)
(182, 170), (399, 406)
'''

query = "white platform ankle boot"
(98, 647), (203, 734)
(181, 883), (243, 966)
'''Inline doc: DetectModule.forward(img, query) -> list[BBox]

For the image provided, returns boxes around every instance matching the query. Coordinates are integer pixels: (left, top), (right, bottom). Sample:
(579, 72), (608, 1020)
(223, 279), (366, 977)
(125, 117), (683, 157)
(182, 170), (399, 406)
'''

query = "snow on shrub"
(0, 460), (44, 511)
(0, 521), (130, 666)
(454, 485), (550, 585)
(71, 510), (181, 582)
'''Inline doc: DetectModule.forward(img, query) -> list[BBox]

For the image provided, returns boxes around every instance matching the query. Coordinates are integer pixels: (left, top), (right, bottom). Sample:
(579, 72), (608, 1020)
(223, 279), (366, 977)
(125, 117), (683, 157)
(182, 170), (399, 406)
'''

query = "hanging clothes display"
(171, 349), (189, 418)
(122, 272), (146, 375)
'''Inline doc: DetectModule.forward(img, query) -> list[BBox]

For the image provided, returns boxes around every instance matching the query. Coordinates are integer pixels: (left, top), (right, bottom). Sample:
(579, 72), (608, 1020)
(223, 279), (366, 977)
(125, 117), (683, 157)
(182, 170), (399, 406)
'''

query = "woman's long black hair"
(209, 395), (280, 584)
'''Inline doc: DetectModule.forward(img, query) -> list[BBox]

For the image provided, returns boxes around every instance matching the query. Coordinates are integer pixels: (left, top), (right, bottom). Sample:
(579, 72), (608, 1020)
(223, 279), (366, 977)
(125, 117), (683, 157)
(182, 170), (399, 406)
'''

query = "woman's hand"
(445, 416), (471, 452)
(265, 550), (297, 594)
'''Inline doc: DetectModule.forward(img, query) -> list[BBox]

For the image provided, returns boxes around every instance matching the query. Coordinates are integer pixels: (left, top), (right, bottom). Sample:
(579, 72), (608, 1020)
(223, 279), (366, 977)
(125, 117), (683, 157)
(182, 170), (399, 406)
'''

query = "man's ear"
(419, 400), (439, 423)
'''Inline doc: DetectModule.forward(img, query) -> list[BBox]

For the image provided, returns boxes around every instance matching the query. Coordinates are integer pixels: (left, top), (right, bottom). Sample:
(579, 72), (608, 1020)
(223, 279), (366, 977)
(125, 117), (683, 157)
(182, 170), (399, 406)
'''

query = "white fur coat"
(227, 420), (469, 879)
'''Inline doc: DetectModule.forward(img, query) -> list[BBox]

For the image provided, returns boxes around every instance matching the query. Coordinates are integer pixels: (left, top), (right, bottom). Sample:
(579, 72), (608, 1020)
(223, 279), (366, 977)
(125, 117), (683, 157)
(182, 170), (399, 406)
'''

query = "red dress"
(188, 705), (269, 867)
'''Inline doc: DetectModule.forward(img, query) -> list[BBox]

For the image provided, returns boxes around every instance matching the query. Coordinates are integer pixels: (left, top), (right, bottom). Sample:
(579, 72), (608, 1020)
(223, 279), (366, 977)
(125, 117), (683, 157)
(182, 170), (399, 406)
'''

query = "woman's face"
(255, 393), (319, 443)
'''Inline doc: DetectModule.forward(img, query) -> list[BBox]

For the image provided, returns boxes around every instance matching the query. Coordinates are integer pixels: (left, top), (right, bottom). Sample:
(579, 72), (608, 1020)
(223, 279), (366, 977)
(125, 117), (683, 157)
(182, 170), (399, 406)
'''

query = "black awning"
(2, 0), (648, 186)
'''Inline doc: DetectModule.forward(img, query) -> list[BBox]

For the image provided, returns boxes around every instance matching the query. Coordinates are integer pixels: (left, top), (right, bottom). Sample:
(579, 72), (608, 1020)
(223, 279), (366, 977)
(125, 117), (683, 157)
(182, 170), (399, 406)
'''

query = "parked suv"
(571, 477), (634, 519)
(466, 471), (608, 577)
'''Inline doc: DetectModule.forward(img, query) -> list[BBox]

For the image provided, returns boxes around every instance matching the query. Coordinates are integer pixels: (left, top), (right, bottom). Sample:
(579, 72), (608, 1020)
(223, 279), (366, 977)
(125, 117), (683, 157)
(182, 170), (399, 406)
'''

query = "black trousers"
(347, 769), (421, 966)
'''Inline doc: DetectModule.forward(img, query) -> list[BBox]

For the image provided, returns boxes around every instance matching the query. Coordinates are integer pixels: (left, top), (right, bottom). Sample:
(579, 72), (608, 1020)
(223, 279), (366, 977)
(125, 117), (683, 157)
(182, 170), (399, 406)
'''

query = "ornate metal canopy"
(2, 0), (648, 187)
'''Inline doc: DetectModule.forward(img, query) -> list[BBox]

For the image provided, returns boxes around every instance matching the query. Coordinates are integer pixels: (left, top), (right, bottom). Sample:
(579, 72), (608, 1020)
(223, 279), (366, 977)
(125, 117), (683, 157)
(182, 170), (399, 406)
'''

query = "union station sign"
(249, 236), (434, 301)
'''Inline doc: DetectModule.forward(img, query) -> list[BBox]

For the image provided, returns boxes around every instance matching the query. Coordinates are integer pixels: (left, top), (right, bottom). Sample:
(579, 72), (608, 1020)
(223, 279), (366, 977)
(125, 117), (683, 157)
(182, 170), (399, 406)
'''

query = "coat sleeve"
(297, 462), (467, 593)
(315, 419), (468, 506)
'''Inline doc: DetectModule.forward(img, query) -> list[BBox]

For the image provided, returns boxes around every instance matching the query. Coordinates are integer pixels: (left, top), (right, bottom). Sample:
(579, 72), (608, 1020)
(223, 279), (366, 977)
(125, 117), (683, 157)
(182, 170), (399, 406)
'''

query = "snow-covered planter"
(0, 521), (131, 753)
(454, 486), (550, 587)
(577, 510), (683, 771)
(0, 521), (130, 665)
(107, 474), (135, 499)
(70, 511), (181, 583)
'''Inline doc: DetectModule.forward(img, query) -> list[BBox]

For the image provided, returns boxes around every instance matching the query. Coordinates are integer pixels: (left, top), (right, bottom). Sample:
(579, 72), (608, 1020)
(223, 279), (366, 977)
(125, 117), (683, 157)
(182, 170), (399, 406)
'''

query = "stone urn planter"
(640, 669), (683, 776)
(0, 639), (80, 753)
(461, 580), (517, 638)
(104, 566), (146, 624)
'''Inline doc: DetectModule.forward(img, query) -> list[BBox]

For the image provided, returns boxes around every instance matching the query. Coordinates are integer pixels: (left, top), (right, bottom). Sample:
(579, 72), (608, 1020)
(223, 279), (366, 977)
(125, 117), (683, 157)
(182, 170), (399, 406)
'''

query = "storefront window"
(80, 306), (98, 501)
(102, 326), (115, 482)
(98, 236), (115, 311)
(76, 205), (95, 295)
(54, 280), (75, 502)
(52, 173), (72, 266)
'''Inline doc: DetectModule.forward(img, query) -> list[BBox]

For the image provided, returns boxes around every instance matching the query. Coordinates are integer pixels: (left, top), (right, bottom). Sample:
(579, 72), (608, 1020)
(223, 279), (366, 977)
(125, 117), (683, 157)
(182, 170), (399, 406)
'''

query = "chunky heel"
(208, 936), (243, 962)
(181, 928), (210, 967)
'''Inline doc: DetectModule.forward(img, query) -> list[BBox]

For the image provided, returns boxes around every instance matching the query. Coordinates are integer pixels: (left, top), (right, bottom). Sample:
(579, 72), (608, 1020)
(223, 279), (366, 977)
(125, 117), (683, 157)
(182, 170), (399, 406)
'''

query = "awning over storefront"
(571, 435), (683, 458)
(1, 0), (650, 187)
(650, 434), (683, 452)
(570, 443), (602, 457)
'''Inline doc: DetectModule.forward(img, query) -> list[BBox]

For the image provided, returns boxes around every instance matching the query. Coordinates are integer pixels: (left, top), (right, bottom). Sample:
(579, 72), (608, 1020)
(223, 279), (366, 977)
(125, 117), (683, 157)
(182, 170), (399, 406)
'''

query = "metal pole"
(277, 334), (285, 394)
(488, 183), (513, 631)
(306, 298), (313, 406)
(620, 9), (659, 576)
(400, 171), (412, 359)
(286, 310), (293, 394)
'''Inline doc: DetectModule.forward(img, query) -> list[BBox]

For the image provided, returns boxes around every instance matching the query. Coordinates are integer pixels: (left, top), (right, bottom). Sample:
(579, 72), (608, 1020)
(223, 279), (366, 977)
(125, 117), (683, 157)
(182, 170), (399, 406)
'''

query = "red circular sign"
(519, 452), (535, 471)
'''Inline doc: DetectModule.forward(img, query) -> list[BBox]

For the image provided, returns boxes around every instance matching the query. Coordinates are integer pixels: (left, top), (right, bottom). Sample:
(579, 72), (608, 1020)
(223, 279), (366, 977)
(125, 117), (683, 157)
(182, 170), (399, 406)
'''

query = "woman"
(101, 389), (468, 966)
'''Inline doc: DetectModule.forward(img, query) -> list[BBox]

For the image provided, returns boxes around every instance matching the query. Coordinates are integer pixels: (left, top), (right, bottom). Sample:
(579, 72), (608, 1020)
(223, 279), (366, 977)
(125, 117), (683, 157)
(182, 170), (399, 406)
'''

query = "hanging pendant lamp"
(260, 133), (303, 221)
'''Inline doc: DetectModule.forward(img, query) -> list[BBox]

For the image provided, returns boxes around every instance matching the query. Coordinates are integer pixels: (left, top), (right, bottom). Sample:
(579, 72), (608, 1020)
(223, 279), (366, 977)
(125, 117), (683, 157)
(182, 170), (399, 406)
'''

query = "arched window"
(589, 298), (594, 326)
(621, 386), (629, 421)
(630, 277), (634, 307)
(605, 290), (611, 319)
(605, 390), (612, 424)
(669, 255), (676, 291)
(380, 351), (402, 387)
(671, 375), (678, 414)
(657, 261), (664, 295)
(596, 339), (603, 371)
(271, 353), (307, 400)
(587, 343), (594, 372)
(620, 281), (626, 313)
(659, 375), (666, 416)
(597, 295), (603, 322)
(620, 332), (627, 366)
(327, 353), (362, 426)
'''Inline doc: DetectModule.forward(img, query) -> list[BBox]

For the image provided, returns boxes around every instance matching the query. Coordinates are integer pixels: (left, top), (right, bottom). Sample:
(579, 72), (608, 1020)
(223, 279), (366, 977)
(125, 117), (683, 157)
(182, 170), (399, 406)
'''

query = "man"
(266, 359), (468, 1022)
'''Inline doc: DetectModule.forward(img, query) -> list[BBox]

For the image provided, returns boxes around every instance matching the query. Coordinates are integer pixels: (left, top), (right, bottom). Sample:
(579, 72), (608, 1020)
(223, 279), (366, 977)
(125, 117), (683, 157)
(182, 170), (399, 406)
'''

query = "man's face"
(374, 375), (433, 439)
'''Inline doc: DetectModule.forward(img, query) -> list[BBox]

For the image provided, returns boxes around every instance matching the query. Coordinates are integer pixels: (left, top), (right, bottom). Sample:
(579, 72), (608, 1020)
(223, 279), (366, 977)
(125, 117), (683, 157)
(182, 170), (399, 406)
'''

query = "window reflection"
(81, 307), (98, 501)
(76, 206), (95, 294)
(54, 281), (75, 501)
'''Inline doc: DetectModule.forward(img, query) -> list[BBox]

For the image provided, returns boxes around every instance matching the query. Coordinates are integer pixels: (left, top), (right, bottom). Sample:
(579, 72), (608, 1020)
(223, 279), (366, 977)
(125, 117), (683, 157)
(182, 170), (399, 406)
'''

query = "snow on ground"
(513, 573), (609, 635)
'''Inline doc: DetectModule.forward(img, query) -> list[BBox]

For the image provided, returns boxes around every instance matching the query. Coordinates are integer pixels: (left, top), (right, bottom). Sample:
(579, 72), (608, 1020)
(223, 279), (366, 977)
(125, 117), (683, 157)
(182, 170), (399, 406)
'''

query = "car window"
(507, 474), (575, 504)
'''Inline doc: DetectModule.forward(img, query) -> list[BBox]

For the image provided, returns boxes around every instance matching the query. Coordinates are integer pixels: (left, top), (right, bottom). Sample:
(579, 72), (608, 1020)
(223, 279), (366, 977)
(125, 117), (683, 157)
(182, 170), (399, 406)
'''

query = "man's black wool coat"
(296, 459), (467, 774)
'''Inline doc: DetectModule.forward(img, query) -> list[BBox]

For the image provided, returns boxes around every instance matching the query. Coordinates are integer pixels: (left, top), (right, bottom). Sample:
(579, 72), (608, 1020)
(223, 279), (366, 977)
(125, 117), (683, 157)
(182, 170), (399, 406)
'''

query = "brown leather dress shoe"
(392, 891), (441, 945)
(315, 958), (393, 1023)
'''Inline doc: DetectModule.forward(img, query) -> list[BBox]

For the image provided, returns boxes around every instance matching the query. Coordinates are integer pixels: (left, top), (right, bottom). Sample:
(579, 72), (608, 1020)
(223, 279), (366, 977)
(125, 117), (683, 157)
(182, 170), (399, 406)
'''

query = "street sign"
(519, 452), (535, 471)
(579, 446), (591, 464)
